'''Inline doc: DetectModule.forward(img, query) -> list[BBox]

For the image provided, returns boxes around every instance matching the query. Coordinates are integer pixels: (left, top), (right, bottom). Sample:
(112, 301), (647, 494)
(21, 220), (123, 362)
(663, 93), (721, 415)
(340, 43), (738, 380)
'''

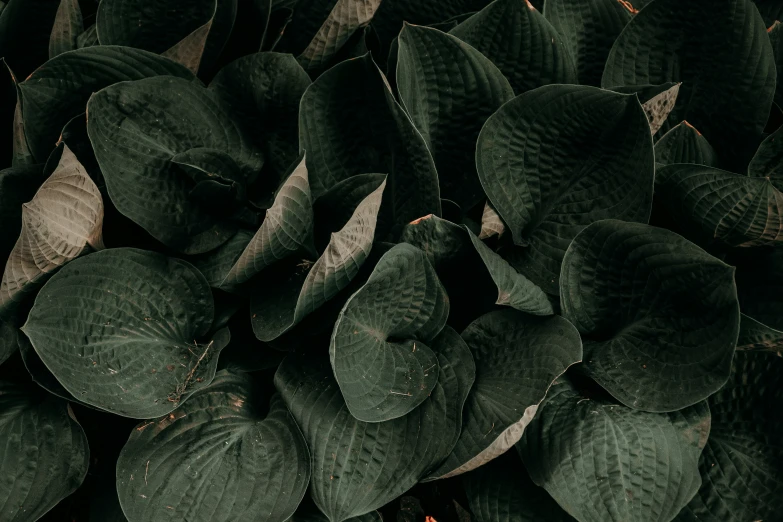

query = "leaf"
(733, 247), (783, 331)
(0, 0), (61, 79)
(330, 242), (449, 422)
(298, 0), (383, 74)
(251, 179), (386, 341)
(736, 313), (783, 353)
(676, 351), (783, 521)
(639, 82), (680, 135)
(49, 0), (83, 59)
(160, 1), (217, 75)
(602, 0), (776, 170)
(209, 53), (311, 184)
(22, 248), (229, 418)
(190, 229), (253, 287)
(476, 85), (654, 296)
(560, 220), (739, 412)
(543, 0), (631, 86)
(478, 201), (504, 239)
(299, 53), (440, 239)
(517, 377), (710, 522)
(655, 163), (783, 248)
(396, 24), (514, 210)
(87, 75), (263, 254)
(655, 121), (719, 167)
(221, 155), (314, 288)
(275, 329), (473, 522)
(0, 145), (103, 314)
(76, 23), (99, 48)
(0, 382), (89, 521)
(770, 21), (783, 108)
(18, 45), (195, 163)
(451, 0), (577, 94)
(18, 330), (89, 406)
(463, 451), (575, 522)
(0, 164), (46, 272)
(11, 87), (35, 168)
(0, 318), (17, 366)
(426, 309), (581, 480)
(748, 121), (783, 178)
(116, 370), (310, 522)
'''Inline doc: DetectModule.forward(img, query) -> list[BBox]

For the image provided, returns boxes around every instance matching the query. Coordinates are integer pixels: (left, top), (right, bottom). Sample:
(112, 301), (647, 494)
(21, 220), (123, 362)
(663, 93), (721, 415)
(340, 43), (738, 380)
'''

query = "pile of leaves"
(0, 0), (781, 520)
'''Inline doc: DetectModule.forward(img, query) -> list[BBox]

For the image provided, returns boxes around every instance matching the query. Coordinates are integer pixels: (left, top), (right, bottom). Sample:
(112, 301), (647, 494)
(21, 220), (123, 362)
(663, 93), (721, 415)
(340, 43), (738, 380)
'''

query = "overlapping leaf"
(330, 242), (449, 422)
(0, 382), (89, 521)
(49, 0), (83, 59)
(22, 248), (228, 418)
(736, 313), (783, 352)
(518, 377), (710, 522)
(87, 75), (263, 254)
(160, 1), (219, 75)
(655, 121), (718, 167)
(602, 0), (776, 169)
(117, 370), (310, 522)
(397, 24), (513, 210)
(426, 309), (581, 480)
(732, 247), (783, 336)
(560, 220), (739, 412)
(276, 330), (473, 522)
(0, 164), (45, 272)
(478, 201), (505, 239)
(770, 21), (783, 108)
(476, 84), (654, 296)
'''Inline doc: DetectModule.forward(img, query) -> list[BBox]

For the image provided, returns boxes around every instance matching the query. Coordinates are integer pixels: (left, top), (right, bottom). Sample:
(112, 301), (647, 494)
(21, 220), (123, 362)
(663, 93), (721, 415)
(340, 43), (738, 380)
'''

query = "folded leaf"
(748, 122), (783, 178)
(117, 371), (310, 522)
(560, 220), (739, 412)
(426, 309), (581, 480)
(397, 24), (514, 210)
(478, 201), (504, 239)
(0, 382), (89, 522)
(22, 248), (228, 418)
(518, 377), (710, 522)
(655, 121), (718, 167)
(477, 84), (654, 296)
(49, 0), (83, 59)
(330, 242), (449, 422)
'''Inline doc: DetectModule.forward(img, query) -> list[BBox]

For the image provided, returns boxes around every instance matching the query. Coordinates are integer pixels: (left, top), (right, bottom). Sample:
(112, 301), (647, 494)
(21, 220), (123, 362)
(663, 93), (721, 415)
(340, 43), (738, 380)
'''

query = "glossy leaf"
(655, 121), (719, 167)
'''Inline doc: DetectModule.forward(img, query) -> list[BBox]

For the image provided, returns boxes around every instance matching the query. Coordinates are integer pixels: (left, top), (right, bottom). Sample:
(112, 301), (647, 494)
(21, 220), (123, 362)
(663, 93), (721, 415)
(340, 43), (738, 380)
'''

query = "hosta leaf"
(748, 122), (783, 178)
(560, 220), (739, 412)
(299, 53), (440, 239)
(602, 0), (776, 170)
(0, 164), (45, 272)
(736, 313), (783, 352)
(18, 331), (88, 405)
(733, 247), (783, 331)
(330, 242), (449, 422)
(96, 0), (237, 76)
(518, 377), (710, 522)
(22, 248), (228, 418)
(478, 201), (505, 239)
(0, 145), (103, 314)
(189, 229), (253, 287)
(676, 351), (783, 521)
(655, 121), (719, 167)
(276, 329), (473, 522)
(770, 21), (783, 108)
(160, 2), (216, 75)
(117, 370), (310, 522)
(0, 382), (89, 522)
(77, 24), (99, 49)
(451, 0), (577, 95)
(543, 0), (631, 86)
(426, 309), (581, 480)
(87, 75), (263, 254)
(18, 45), (194, 163)
(476, 85), (654, 296)
(49, 0), (83, 59)
(298, 0), (383, 74)
(290, 496), (382, 522)
(11, 92), (35, 168)
(0, 318), (16, 365)
(397, 24), (514, 210)
(221, 155), (314, 289)
(251, 179), (386, 341)
(209, 53), (311, 184)
(655, 163), (783, 247)
(463, 451), (575, 522)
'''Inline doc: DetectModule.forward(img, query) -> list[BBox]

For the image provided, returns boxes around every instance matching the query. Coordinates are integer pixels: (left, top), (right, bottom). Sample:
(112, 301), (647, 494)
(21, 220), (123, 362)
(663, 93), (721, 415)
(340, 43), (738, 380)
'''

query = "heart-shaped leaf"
(560, 220), (739, 412)
(276, 327), (473, 522)
(299, 53), (440, 239)
(451, 0), (577, 95)
(676, 351), (783, 521)
(655, 121), (718, 167)
(0, 382), (89, 521)
(22, 248), (228, 418)
(330, 242), (449, 422)
(397, 24), (514, 210)
(117, 370), (310, 522)
(517, 377), (710, 522)
(0, 145), (103, 314)
(602, 0), (776, 170)
(17, 45), (195, 163)
(87, 75), (263, 254)
(477, 84), (654, 296)
(49, 0), (83, 59)
(426, 309), (581, 480)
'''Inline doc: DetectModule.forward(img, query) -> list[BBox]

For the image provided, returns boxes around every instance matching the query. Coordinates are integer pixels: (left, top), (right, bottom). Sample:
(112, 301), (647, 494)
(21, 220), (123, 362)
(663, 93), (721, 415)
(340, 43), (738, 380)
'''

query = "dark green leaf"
(117, 370), (310, 522)
(560, 220), (739, 412)
(160, 2), (218, 75)
(0, 317), (16, 365)
(736, 313), (783, 353)
(748, 122), (783, 178)
(770, 21), (783, 108)
(518, 377), (710, 522)
(655, 121), (719, 167)
(77, 23), (99, 49)
(397, 24), (514, 210)
(49, 0), (83, 59)
(478, 201), (504, 239)
(0, 163), (45, 273)
(477, 85), (654, 296)
(0, 0), (61, 79)
(426, 309), (581, 479)
(190, 229), (253, 287)
(22, 248), (228, 418)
